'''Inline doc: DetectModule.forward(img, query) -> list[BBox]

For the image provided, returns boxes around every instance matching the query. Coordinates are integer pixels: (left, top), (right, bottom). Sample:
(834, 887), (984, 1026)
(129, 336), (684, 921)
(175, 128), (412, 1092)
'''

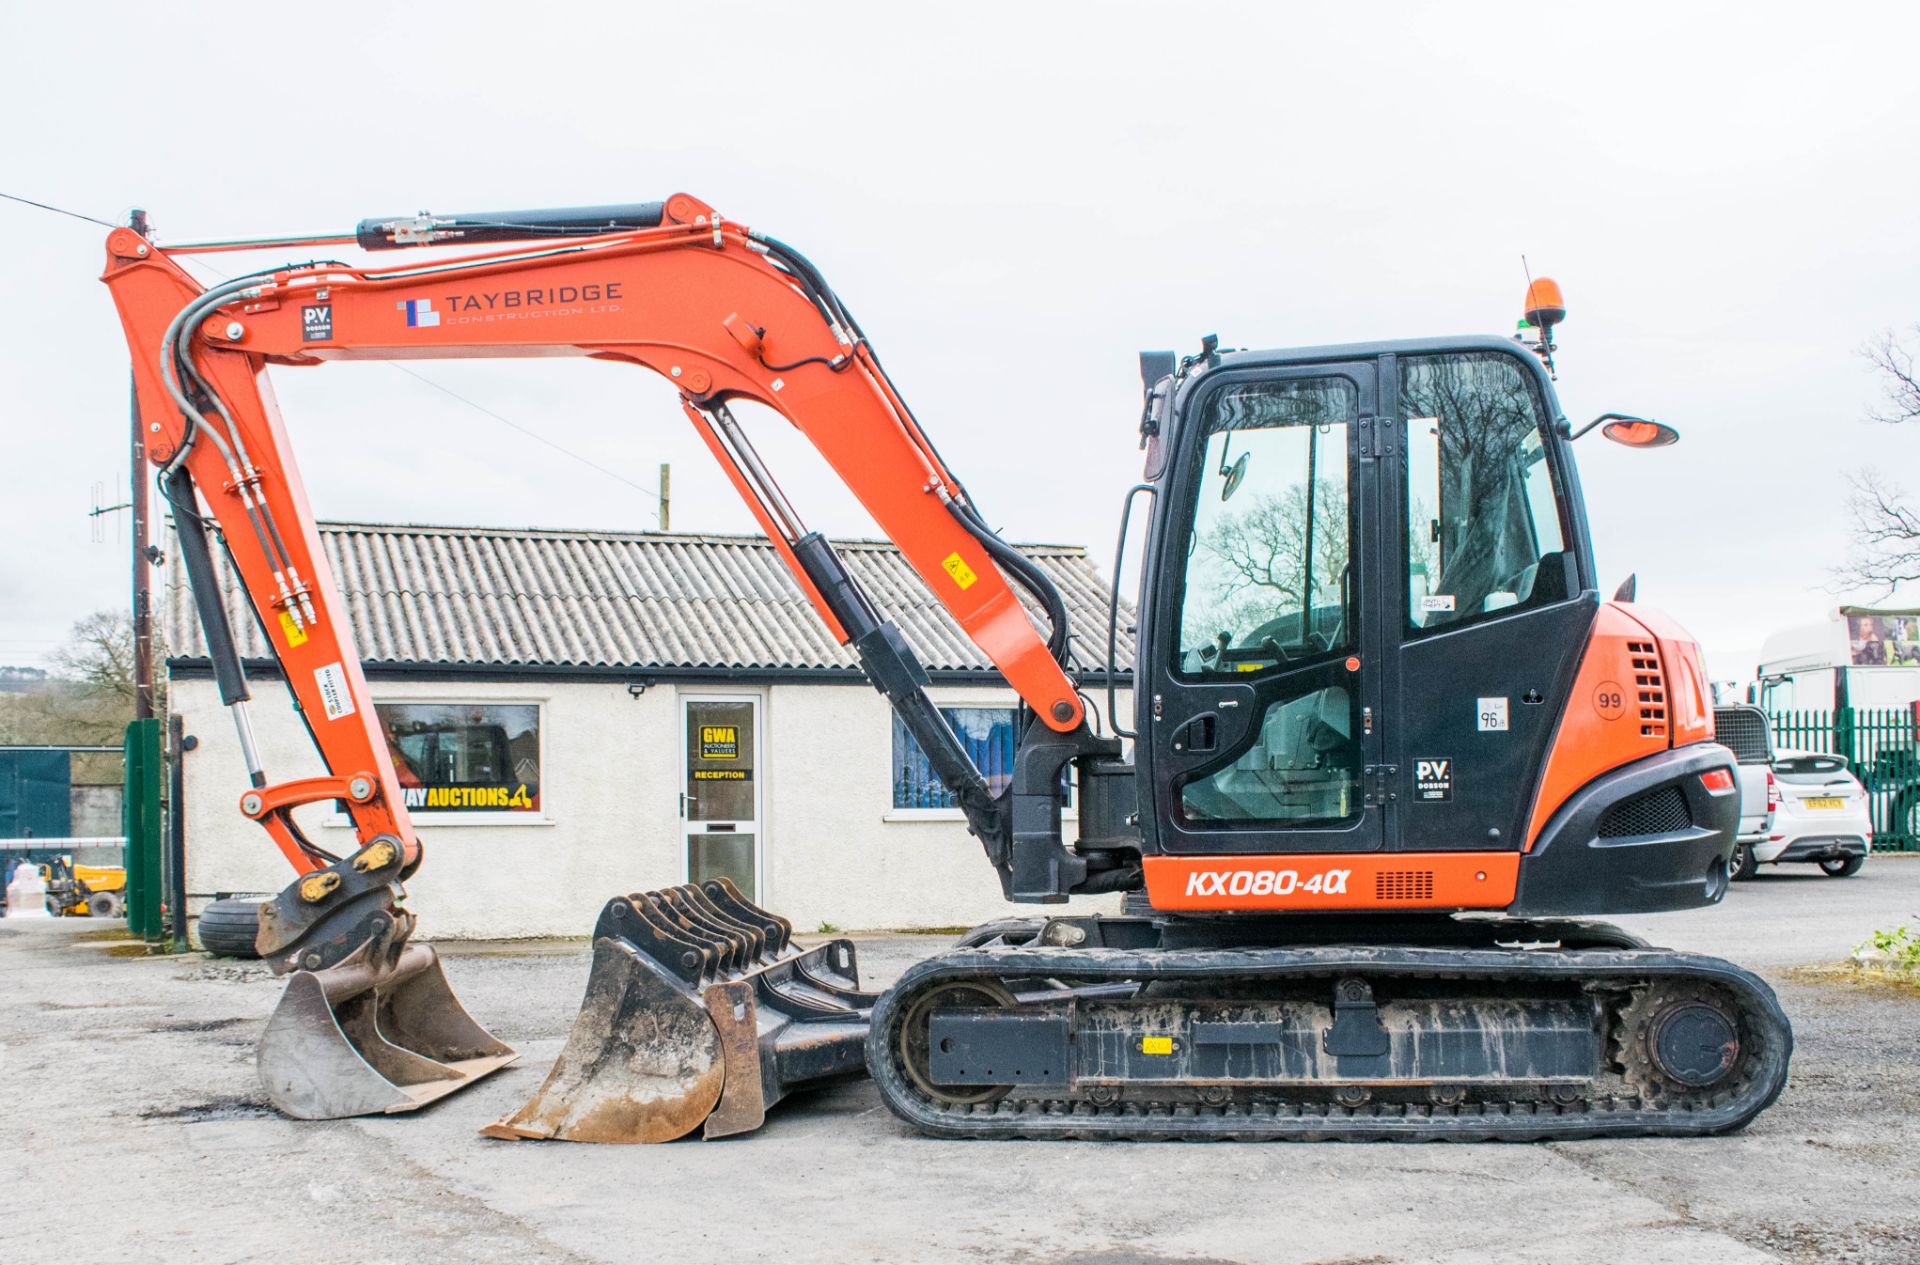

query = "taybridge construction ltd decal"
(401, 282), (627, 328)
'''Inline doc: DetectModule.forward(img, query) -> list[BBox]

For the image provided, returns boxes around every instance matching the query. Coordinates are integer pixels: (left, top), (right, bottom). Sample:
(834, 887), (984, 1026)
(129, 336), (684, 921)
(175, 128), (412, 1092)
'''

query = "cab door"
(1140, 361), (1388, 856)
(1382, 348), (1598, 853)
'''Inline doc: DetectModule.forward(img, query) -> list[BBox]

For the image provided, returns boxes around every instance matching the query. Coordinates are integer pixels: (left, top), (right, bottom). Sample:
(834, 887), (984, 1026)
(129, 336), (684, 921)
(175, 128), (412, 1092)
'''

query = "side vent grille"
(1629, 640), (1668, 738)
(1375, 870), (1436, 902)
(1597, 785), (1693, 838)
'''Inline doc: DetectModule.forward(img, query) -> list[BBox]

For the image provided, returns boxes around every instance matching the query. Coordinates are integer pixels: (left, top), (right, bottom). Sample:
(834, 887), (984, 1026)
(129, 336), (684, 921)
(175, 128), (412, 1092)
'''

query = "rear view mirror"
(1221, 452), (1249, 501)
(1602, 417), (1679, 448)
(1570, 412), (1680, 448)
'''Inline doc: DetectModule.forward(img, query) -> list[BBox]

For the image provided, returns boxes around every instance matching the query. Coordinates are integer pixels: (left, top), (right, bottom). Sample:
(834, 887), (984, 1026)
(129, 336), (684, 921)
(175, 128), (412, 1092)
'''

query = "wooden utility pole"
(659, 462), (671, 531)
(129, 208), (154, 722)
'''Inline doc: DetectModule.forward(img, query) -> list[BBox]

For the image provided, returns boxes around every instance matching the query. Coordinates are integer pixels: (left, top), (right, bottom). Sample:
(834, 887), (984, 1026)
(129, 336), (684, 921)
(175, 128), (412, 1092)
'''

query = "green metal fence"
(1766, 708), (1920, 852)
(123, 718), (163, 940)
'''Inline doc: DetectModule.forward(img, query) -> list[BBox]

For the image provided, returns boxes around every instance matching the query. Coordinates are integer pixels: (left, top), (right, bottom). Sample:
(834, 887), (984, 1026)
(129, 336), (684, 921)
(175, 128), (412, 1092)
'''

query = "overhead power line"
(165, 242), (664, 517)
(0, 192), (667, 515)
(0, 189), (120, 229)
(384, 362), (664, 508)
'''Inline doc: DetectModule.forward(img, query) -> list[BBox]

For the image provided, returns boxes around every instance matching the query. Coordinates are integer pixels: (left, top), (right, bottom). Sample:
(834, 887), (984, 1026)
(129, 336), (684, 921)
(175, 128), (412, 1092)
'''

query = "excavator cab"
(1139, 340), (1594, 869)
(856, 334), (1788, 1141)
(1127, 335), (1735, 920)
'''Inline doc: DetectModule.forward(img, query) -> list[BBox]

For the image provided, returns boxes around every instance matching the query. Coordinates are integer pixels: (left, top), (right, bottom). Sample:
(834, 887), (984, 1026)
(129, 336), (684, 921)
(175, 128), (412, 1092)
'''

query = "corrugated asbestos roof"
(164, 521), (1135, 675)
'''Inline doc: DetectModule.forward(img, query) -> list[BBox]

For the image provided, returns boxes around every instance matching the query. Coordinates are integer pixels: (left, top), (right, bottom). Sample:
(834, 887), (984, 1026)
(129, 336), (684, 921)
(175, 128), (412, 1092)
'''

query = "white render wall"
(173, 673), (1126, 938)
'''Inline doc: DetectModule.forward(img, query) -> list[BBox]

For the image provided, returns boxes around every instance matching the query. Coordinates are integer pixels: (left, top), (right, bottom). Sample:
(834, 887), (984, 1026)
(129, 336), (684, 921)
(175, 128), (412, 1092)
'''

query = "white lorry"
(1748, 606), (1920, 850)
(1751, 607), (1920, 712)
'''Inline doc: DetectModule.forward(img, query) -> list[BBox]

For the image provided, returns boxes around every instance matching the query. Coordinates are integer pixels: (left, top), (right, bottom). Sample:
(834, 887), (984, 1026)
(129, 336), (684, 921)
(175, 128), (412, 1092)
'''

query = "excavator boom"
(102, 194), (1117, 1129)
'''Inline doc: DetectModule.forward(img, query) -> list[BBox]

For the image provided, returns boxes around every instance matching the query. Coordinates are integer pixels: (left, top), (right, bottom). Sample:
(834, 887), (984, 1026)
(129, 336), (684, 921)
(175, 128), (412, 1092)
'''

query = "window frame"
(331, 696), (553, 827)
(883, 696), (1079, 823)
(1166, 369), (1367, 682)
(1397, 350), (1575, 640)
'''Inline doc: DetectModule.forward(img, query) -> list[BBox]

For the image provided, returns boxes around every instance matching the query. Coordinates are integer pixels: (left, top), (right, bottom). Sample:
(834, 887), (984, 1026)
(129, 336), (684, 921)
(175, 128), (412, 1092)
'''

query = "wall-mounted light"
(626, 680), (651, 699)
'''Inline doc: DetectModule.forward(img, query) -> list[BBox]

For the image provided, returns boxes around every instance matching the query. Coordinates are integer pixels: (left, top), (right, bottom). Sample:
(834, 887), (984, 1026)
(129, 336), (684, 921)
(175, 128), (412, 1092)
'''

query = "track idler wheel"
(896, 979), (1019, 1108)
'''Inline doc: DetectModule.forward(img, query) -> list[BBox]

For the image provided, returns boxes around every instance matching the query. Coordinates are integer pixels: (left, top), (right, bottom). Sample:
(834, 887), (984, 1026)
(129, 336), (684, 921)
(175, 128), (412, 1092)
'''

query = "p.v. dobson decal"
(1415, 758), (1453, 802)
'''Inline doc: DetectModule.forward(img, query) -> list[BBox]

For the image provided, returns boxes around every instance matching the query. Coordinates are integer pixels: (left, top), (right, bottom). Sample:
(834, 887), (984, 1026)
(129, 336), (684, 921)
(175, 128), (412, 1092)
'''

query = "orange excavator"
(101, 195), (1789, 1141)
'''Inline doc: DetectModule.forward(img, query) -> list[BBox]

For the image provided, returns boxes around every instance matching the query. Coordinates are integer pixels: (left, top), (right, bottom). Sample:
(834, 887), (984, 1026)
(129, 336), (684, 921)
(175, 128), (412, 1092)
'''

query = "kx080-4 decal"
(1185, 867), (1352, 898)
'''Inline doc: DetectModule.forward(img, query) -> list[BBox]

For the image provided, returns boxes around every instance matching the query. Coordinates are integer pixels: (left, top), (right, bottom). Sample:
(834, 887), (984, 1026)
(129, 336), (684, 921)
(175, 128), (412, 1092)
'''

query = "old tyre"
(1729, 842), (1758, 881)
(1819, 855), (1865, 878)
(197, 898), (264, 958)
(87, 891), (122, 919)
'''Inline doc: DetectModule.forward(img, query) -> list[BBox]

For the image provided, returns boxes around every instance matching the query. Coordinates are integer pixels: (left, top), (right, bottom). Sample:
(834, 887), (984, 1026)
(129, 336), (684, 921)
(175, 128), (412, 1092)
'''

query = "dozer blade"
(258, 941), (517, 1119)
(485, 878), (873, 1143)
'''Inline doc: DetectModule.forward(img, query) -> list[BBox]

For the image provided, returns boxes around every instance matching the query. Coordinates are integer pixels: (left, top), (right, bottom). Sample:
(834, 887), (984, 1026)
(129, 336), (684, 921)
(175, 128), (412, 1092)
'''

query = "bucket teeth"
(487, 879), (872, 1143)
(702, 877), (792, 953)
(655, 887), (753, 974)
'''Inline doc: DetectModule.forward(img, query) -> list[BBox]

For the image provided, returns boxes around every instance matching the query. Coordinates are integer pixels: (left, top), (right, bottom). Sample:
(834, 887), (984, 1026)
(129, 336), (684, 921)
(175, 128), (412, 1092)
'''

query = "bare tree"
(51, 609), (138, 704)
(1864, 326), (1920, 426)
(1191, 480), (1349, 638)
(0, 611), (144, 770)
(3, 609), (161, 741)
(1841, 326), (1920, 594)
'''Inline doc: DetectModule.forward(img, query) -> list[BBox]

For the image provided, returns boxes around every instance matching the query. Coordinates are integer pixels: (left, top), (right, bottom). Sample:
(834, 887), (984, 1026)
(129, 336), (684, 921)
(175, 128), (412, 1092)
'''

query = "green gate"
(1767, 707), (1919, 852)
(123, 718), (163, 940)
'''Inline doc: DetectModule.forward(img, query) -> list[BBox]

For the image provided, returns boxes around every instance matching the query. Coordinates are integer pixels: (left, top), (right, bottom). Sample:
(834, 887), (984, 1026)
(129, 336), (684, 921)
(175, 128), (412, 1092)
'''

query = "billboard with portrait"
(1841, 608), (1920, 668)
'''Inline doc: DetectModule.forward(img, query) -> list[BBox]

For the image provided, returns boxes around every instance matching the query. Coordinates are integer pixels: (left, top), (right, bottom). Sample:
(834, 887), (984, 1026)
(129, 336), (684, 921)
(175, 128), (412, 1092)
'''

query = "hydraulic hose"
(750, 233), (1077, 671)
(158, 275), (312, 622)
(949, 499), (1074, 665)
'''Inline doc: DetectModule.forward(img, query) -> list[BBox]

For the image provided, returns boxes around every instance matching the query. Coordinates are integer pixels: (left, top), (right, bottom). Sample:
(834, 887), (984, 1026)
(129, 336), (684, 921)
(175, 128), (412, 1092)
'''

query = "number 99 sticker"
(1593, 680), (1626, 720)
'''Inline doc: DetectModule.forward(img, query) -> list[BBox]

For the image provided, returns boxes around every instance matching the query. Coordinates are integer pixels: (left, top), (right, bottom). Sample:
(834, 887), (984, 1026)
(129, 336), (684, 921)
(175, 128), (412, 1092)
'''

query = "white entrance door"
(680, 694), (762, 901)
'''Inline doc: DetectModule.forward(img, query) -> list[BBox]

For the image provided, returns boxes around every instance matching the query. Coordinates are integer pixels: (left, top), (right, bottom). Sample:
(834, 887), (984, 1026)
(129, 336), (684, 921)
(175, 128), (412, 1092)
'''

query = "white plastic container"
(4, 861), (52, 918)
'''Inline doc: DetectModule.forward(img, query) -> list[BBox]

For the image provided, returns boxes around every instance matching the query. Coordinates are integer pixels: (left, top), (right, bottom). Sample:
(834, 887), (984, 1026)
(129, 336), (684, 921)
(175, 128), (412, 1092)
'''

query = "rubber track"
(866, 944), (1792, 1141)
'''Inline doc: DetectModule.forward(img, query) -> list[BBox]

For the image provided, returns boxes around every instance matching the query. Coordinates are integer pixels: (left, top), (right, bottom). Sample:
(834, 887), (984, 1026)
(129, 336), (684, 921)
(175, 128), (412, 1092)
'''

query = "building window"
(892, 707), (1017, 810)
(378, 702), (542, 814)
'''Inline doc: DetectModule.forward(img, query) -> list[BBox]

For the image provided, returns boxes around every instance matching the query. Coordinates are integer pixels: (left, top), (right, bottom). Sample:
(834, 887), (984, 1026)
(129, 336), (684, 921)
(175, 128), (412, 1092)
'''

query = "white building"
(165, 522), (1132, 938)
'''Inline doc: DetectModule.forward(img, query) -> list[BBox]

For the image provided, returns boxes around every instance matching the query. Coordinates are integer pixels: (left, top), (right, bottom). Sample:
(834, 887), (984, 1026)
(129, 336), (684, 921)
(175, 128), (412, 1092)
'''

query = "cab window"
(1174, 376), (1357, 675)
(1402, 352), (1568, 633)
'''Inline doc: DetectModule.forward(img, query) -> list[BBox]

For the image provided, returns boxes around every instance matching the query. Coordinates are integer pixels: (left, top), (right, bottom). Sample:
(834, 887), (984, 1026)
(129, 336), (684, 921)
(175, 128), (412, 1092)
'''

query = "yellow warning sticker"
(1139, 1036), (1174, 1056)
(941, 552), (978, 590)
(279, 611), (308, 648)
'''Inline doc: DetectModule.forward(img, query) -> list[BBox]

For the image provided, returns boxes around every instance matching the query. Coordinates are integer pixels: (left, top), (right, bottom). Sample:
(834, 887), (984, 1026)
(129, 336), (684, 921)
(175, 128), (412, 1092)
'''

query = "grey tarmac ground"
(3, 858), (1917, 1265)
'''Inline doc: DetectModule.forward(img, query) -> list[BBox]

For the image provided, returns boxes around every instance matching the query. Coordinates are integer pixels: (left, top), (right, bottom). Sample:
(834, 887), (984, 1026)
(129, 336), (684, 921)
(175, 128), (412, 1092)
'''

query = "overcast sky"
(4, 2), (1918, 684)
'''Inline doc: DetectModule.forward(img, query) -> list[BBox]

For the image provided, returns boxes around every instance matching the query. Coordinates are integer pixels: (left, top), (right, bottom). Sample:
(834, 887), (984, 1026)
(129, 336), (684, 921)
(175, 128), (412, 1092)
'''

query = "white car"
(1731, 751), (1872, 879)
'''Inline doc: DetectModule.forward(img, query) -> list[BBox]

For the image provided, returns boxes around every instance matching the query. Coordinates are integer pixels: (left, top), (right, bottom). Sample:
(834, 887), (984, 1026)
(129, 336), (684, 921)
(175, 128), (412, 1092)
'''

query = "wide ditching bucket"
(250, 844), (518, 1120)
(484, 878), (872, 1143)
(258, 937), (518, 1119)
